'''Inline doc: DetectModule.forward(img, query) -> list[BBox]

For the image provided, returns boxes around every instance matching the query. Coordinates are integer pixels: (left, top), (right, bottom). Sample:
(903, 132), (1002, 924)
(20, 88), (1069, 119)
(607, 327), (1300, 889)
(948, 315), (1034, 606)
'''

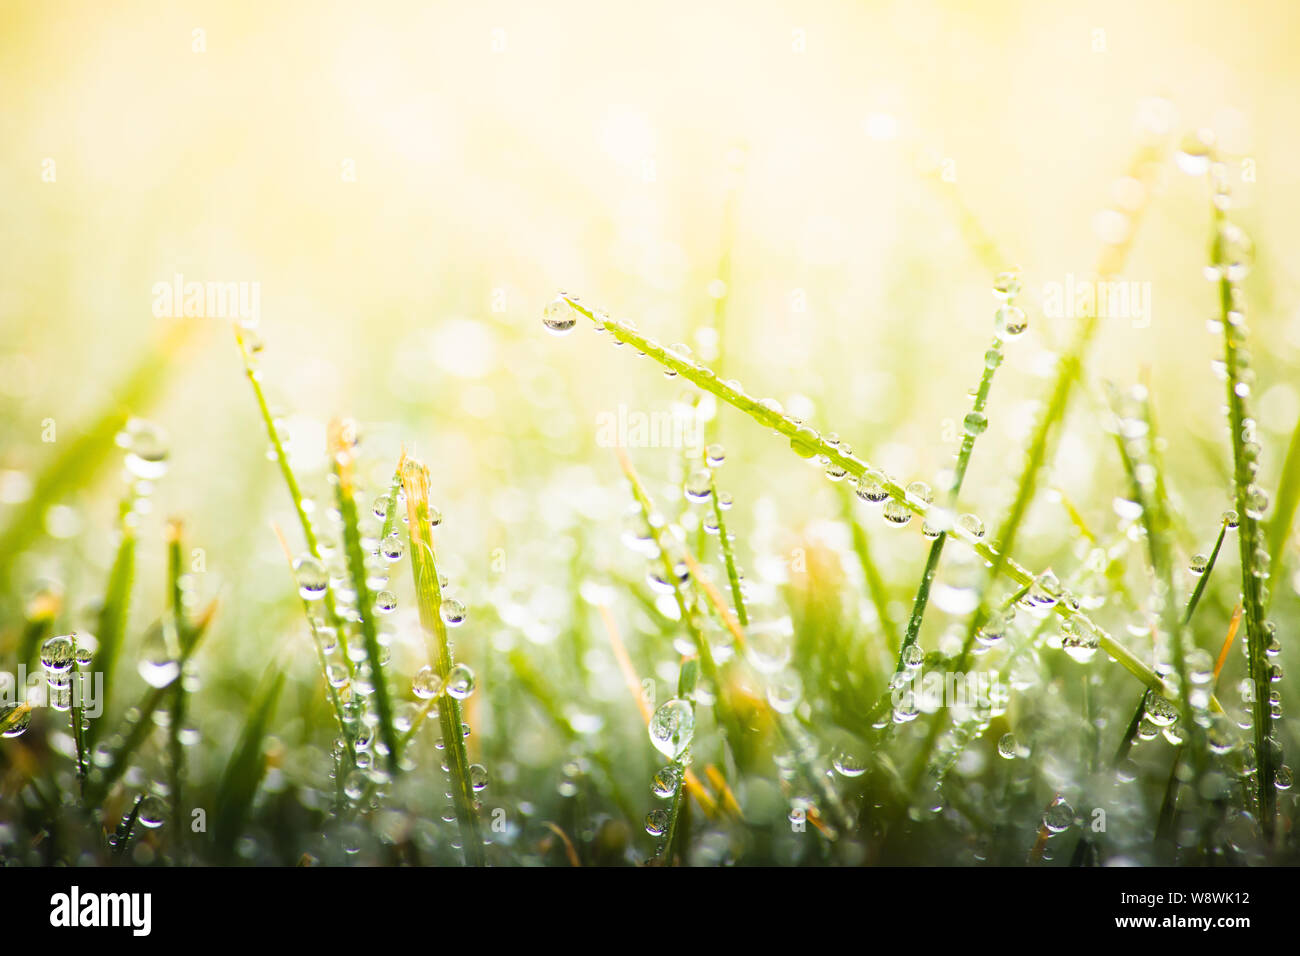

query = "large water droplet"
(445, 663), (476, 700)
(294, 555), (328, 600)
(649, 698), (695, 760)
(542, 296), (578, 335)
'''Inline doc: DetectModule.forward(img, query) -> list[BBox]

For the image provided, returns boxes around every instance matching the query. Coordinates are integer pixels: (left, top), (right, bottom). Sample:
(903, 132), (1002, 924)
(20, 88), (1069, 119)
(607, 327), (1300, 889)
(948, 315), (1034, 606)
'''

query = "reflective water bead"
(440, 598), (467, 626)
(645, 809), (669, 836)
(855, 473), (889, 503)
(832, 750), (866, 778)
(41, 635), (76, 674)
(995, 305), (1028, 337)
(1144, 694), (1178, 728)
(294, 555), (329, 600)
(963, 411), (988, 436)
(374, 590), (398, 614)
(1042, 801), (1073, 833)
(445, 663), (476, 700)
(651, 765), (681, 798)
(0, 704), (31, 737)
(705, 443), (726, 467)
(542, 295), (578, 335)
(993, 271), (1022, 300)
(649, 699), (695, 760)
(137, 795), (167, 829)
(790, 424), (820, 459)
(684, 470), (712, 503)
(469, 763), (489, 792)
(413, 665), (443, 700)
(1059, 618), (1100, 663)
(882, 497), (911, 526)
(957, 513), (985, 538)
(381, 533), (404, 562)
(120, 419), (170, 480)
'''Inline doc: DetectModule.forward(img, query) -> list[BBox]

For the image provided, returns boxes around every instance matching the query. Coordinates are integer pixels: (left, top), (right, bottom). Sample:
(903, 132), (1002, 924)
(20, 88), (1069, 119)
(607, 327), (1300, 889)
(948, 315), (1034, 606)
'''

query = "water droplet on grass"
(440, 598), (466, 626)
(138, 795), (166, 829)
(445, 663), (476, 700)
(651, 765), (681, 797)
(294, 555), (328, 600)
(649, 699), (694, 760)
(790, 424), (820, 458)
(1042, 801), (1073, 833)
(542, 296), (578, 335)
(995, 305), (1028, 337)
(119, 419), (170, 480)
(41, 635), (76, 674)
(645, 809), (669, 836)
(413, 666), (443, 699)
(997, 733), (1020, 759)
(684, 471), (712, 502)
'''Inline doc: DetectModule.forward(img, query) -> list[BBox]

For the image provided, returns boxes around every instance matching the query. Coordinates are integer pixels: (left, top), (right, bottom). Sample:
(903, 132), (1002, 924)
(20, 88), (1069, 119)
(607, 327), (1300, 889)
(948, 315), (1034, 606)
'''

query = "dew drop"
(0, 704), (31, 738)
(684, 470), (712, 503)
(542, 296), (578, 335)
(413, 665), (443, 700)
(651, 765), (681, 798)
(648, 699), (695, 760)
(1042, 801), (1073, 833)
(41, 635), (76, 674)
(294, 555), (329, 600)
(995, 305), (1028, 337)
(440, 598), (467, 626)
(963, 411), (988, 436)
(137, 795), (166, 829)
(445, 663), (476, 700)
(790, 424), (820, 459)
(119, 419), (170, 480)
(645, 809), (669, 836)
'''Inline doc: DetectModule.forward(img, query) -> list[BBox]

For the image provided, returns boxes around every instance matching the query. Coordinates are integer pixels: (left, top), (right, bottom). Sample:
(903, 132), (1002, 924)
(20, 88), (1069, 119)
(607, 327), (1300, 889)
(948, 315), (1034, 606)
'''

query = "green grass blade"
(85, 509), (137, 748)
(839, 486), (900, 655)
(0, 326), (193, 588)
(234, 328), (351, 668)
(560, 296), (1173, 701)
(1267, 410), (1300, 594)
(330, 422), (400, 774)
(84, 601), (216, 806)
(402, 458), (485, 866)
(706, 467), (747, 627)
(1210, 180), (1278, 835)
(213, 660), (287, 860)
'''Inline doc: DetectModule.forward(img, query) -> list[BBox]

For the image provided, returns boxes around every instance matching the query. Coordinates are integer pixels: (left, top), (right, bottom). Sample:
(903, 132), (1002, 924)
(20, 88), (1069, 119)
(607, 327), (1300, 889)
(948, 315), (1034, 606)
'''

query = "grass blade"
(1266, 410), (1300, 593)
(560, 296), (1174, 701)
(329, 421), (400, 774)
(213, 659), (287, 860)
(402, 458), (485, 866)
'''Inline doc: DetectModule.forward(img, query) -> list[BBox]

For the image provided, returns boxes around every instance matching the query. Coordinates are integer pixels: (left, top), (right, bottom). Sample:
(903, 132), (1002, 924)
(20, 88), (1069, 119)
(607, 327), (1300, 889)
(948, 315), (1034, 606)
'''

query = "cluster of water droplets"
(644, 698), (695, 842)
